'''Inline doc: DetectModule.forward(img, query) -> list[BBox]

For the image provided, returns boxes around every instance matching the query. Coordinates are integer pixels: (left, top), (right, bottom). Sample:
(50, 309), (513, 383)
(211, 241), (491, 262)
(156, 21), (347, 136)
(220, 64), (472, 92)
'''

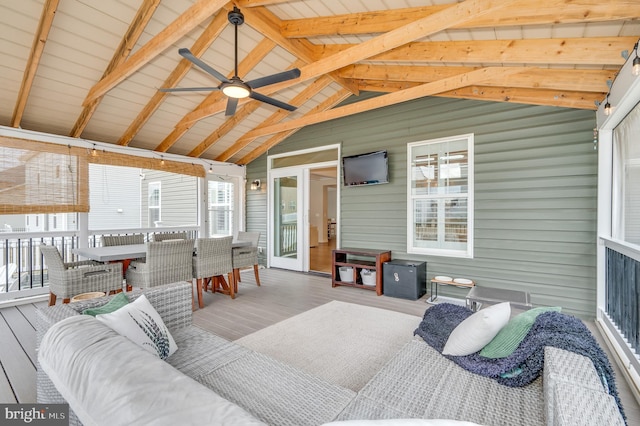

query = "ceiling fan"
(160, 6), (301, 116)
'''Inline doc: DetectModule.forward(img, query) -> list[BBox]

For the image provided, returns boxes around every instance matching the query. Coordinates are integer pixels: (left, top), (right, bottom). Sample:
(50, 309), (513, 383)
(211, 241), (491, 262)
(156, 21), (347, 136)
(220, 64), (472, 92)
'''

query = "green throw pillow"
(82, 292), (129, 317)
(479, 306), (561, 358)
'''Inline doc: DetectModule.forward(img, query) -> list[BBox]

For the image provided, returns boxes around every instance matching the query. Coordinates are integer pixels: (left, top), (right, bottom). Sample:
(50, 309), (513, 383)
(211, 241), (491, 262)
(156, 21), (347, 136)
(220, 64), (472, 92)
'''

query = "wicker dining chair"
(192, 236), (234, 308)
(101, 234), (145, 246)
(232, 231), (261, 292)
(152, 232), (188, 242)
(125, 239), (194, 289)
(40, 244), (123, 306)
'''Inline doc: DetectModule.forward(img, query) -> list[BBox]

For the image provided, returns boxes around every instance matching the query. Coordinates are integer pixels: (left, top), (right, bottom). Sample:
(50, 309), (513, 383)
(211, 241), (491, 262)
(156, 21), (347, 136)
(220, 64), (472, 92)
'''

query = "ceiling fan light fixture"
(221, 80), (250, 99)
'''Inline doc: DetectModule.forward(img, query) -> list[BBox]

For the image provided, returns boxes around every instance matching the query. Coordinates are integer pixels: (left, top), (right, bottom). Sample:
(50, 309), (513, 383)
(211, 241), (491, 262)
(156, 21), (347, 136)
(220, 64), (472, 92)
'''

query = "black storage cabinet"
(382, 260), (427, 300)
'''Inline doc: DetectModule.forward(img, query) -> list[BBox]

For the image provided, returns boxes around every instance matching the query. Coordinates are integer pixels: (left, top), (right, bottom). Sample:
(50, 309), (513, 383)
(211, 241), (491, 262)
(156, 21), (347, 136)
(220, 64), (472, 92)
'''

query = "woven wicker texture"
(553, 382), (625, 426)
(192, 237), (233, 279)
(101, 234), (144, 246)
(40, 244), (123, 301)
(168, 326), (250, 378)
(338, 338), (544, 425)
(126, 240), (194, 288)
(197, 351), (355, 426)
(232, 231), (260, 270)
(543, 347), (604, 425)
(152, 231), (188, 242)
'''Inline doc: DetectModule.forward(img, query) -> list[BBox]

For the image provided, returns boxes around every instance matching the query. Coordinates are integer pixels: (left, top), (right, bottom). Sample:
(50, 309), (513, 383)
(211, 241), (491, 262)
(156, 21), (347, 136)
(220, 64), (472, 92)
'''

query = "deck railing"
(0, 226), (199, 302)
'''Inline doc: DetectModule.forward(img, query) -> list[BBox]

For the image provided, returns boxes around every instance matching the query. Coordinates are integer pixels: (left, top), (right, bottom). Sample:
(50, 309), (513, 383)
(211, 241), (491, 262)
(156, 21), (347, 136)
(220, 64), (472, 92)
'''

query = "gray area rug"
(235, 300), (421, 391)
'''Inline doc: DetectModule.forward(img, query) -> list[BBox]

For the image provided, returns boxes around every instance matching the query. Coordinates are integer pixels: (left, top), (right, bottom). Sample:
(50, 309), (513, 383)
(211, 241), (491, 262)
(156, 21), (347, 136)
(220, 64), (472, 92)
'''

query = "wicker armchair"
(40, 244), (123, 306)
(101, 234), (145, 246)
(192, 236), (234, 308)
(152, 232), (188, 242)
(232, 231), (261, 291)
(126, 240), (194, 289)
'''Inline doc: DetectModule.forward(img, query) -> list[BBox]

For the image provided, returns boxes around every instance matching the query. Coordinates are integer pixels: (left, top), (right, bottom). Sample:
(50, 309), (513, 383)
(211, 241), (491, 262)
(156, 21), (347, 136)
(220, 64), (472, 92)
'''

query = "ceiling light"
(632, 42), (640, 76)
(208, 164), (213, 174)
(603, 95), (612, 116)
(160, 156), (165, 166)
(221, 78), (251, 99)
(91, 144), (97, 157)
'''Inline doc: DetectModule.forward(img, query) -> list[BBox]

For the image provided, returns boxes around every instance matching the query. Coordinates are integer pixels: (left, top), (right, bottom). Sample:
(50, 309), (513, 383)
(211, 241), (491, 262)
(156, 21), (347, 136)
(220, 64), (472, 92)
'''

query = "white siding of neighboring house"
(140, 169), (198, 228)
(88, 164), (141, 230)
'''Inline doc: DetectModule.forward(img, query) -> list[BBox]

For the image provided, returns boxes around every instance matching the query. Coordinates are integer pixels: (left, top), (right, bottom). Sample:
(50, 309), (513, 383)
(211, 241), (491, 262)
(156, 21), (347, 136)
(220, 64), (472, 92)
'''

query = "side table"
(427, 277), (475, 304)
(465, 286), (532, 312)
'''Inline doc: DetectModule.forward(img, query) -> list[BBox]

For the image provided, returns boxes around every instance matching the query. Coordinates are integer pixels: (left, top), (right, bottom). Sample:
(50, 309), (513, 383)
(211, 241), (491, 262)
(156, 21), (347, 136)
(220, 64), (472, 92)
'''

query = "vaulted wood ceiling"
(2, 0), (639, 165)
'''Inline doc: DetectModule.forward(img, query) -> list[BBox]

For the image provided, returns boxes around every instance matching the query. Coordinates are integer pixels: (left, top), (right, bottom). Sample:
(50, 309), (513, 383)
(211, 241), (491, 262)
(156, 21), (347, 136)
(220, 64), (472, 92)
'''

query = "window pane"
(413, 199), (437, 246)
(208, 180), (234, 236)
(445, 198), (467, 243)
(411, 139), (468, 196)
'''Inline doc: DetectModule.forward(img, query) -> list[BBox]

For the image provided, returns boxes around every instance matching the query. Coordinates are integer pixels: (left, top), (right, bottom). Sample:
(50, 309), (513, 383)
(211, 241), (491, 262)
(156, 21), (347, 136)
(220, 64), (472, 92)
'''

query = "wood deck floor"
(1, 268), (638, 424)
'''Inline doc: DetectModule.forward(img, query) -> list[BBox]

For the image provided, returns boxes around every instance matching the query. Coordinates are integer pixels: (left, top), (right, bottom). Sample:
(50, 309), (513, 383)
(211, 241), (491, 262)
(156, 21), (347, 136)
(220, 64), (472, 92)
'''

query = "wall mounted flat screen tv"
(342, 150), (389, 187)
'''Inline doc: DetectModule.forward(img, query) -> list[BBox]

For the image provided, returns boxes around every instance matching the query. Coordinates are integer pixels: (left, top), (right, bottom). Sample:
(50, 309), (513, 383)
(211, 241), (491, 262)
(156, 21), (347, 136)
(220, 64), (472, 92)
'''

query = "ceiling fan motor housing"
(228, 7), (244, 26)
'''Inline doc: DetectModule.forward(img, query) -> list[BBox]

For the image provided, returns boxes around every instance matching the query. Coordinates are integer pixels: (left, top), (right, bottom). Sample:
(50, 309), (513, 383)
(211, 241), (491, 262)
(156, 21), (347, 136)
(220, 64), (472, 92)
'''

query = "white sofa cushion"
(38, 315), (266, 426)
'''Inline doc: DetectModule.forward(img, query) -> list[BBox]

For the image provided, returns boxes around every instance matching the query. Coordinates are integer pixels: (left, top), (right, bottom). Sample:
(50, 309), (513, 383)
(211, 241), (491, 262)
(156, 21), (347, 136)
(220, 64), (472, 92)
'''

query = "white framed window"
(208, 180), (234, 236)
(148, 182), (161, 226)
(407, 134), (474, 258)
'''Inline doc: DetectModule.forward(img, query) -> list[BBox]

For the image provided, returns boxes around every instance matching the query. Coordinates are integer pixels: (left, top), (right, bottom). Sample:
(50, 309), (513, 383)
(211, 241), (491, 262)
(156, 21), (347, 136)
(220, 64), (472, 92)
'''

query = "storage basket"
(339, 266), (354, 282)
(361, 269), (376, 286)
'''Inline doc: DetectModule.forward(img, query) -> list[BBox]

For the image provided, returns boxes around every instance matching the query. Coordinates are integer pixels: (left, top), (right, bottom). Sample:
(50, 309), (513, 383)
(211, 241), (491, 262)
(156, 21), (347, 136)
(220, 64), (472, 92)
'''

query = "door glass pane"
(274, 176), (298, 259)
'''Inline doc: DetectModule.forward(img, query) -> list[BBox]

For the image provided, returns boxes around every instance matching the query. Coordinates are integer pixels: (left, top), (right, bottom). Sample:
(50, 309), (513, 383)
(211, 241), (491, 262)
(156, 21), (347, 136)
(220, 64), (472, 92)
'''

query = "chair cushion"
(96, 294), (177, 359)
(82, 292), (129, 317)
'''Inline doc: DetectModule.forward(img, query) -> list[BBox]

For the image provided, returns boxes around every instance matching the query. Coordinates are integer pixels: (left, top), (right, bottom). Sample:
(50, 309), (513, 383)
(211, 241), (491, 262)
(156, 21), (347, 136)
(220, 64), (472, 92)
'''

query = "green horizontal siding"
(247, 95), (597, 318)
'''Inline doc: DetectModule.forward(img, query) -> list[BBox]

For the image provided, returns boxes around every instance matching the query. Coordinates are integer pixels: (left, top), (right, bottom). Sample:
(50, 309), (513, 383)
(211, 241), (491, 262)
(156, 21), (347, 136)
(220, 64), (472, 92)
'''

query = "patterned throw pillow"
(82, 292), (129, 317)
(442, 302), (511, 356)
(96, 294), (177, 359)
(479, 306), (562, 358)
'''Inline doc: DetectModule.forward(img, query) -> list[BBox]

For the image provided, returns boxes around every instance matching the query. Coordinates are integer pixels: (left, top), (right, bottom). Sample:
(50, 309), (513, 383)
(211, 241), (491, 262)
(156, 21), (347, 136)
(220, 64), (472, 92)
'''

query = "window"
(613, 102), (640, 245)
(407, 134), (474, 258)
(208, 180), (234, 236)
(148, 182), (161, 226)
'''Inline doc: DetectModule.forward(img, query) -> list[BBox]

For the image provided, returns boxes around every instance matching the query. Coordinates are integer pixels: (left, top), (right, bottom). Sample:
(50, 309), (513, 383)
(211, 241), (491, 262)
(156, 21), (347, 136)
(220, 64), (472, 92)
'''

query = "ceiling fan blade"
(250, 91), (297, 112)
(159, 87), (220, 92)
(247, 68), (301, 89)
(178, 48), (230, 84)
(225, 97), (239, 116)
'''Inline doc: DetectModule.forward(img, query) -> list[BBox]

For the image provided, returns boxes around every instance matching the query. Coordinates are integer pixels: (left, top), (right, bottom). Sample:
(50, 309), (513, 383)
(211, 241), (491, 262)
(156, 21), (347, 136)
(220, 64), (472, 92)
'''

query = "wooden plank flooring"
(0, 268), (638, 425)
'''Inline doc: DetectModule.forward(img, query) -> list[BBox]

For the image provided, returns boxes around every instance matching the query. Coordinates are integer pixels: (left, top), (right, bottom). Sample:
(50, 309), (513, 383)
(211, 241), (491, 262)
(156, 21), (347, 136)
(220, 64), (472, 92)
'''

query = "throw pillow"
(96, 294), (177, 359)
(442, 302), (511, 356)
(82, 292), (129, 317)
(479, 306), (562, 358)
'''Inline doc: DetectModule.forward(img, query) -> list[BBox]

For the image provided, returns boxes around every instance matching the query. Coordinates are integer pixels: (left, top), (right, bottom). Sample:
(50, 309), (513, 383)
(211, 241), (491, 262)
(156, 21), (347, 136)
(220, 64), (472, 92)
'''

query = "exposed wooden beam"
(239, 67), (525, 140)
(214, 76), (333, 162)
(82, 0), (228, 106)
(70, 0), (160, 138)
(236, 0), (293, 7)
(154, 38), (278, 152)
(339, 64), (616, 93)
(437, 86), (600, 110)
(181, 0), (517, 125)
(314, 37), (633, 66)
(240, 7), (359, 94)
(281, 0), (640, 38)
(118, 8), (229, 146)
(11, 0), (60, 128)
(238, 89), (352, 165)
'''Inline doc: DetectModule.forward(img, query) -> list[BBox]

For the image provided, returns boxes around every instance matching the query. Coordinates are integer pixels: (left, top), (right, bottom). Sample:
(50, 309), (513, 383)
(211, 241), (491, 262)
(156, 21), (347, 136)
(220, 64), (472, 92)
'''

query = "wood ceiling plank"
(316, 37), (634, 65)
(82, 0), (228, 106)
(70, 0), (161, 138)
(214, 75), (333, 162)
(188, 101), (262, 158)
(154, 38), (278, 152)
(238, 89), (352, 165)
(118, 8), (229, 146)
(11, 0), (60, 128)
(181, 0), (517, 125)
(281, 0), (640, 38)
(237, 0), (293, 7)
(240, 67), (525, 140)
(340, 64), (616, 93)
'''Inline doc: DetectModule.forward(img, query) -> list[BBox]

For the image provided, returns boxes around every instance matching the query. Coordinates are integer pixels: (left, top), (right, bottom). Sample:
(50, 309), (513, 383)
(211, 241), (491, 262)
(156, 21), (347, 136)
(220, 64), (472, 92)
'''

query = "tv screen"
(342, 150), (389, 187)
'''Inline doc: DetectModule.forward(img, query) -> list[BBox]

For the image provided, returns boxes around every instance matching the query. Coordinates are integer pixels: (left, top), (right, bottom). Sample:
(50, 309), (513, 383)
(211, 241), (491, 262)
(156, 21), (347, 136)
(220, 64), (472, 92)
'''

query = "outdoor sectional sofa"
(36, 282), (625, 426)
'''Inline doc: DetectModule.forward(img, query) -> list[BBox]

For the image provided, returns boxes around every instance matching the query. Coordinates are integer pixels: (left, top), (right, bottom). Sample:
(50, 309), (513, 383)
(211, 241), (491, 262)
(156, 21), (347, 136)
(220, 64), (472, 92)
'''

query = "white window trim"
(406, 133), (474, 258)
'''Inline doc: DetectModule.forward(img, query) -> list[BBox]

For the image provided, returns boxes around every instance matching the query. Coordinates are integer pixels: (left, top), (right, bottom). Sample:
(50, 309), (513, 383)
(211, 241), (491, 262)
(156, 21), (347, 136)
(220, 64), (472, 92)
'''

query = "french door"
(269, 168), (305, 271)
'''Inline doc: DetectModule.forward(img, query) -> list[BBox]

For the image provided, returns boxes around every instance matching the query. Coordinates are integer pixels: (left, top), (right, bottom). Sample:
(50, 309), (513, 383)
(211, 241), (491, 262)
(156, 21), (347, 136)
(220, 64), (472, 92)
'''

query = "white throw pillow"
(96, 294), (177, 359)
(323, 420), (482, 426)
(442, 302), (511, 356)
